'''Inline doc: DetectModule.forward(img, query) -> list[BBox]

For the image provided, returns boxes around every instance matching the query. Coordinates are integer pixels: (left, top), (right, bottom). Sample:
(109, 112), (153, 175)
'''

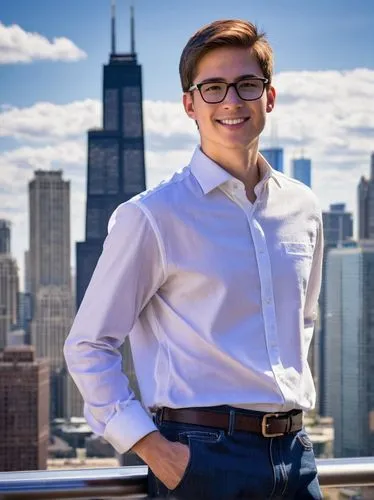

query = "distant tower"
(0, 255), (19, 350)
(29, 170), (74, 418)
(0, 345), (49, 471)
(292, 157), (312, 188)
(28, 170), (71, 297)
(0, 220), (11, 254)
(318, 203), (353, 416)
(260, 147), (284, 173)
(358, 152), (374, 239)
(76, 3), (146, 309)
(324, 241), (374, 457)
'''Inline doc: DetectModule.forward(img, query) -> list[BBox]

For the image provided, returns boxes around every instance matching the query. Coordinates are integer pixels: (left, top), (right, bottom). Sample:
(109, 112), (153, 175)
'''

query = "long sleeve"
(64, 201), (166, 453)
(304, 214), (324, 332)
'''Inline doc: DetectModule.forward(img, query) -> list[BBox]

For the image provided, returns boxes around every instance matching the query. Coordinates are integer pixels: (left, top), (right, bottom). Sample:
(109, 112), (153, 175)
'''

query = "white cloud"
(0, 100), (101, 141)
(1, 68), (374, 287)
(0, 22), (87, 64)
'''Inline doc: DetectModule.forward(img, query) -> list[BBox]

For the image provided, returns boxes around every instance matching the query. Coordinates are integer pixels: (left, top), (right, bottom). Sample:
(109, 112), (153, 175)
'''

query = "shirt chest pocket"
(280, 241), (314, 292)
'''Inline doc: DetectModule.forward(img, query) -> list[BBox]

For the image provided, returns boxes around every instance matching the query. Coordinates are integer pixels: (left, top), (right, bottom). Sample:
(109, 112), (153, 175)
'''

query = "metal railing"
(1, 458), (374, 499)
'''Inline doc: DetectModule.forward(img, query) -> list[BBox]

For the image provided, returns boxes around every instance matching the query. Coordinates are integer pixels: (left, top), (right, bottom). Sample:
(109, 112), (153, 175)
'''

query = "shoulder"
(274, 172), (322, 218)
(108, 164), (196, 231)
(128, 165), (199, 215)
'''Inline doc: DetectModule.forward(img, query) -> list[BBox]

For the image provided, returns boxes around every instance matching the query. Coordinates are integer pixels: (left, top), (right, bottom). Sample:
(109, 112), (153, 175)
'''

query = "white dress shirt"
(64, 146), (324, 453)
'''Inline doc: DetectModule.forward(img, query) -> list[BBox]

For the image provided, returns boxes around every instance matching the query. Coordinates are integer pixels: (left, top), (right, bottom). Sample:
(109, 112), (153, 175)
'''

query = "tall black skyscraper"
(76, 3), (146, 308)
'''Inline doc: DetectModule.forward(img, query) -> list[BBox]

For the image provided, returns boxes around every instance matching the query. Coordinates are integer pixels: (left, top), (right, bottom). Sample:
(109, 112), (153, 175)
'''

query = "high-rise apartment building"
(0, 255), (19, 350)
(324, 241), (374, 457)
(29, 170), (74, 418)
(0, 345), (49, 471)
(29, 170), (71, 297)
(291, 157), (311, 188)
(259, 148), (284, 173)
(358, 152), (374, 239)
(318, 203), (353, 416)
(0, 220), (11, 254)
(30, 285), (81, 419)
(31, 285), (73, 372)
(76, 4), (146, 310)
(323, 203), (354, 248)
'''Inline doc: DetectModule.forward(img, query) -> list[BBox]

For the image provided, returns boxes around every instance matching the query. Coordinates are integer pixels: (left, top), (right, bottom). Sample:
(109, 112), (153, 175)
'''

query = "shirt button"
(266, 298), (272, 305)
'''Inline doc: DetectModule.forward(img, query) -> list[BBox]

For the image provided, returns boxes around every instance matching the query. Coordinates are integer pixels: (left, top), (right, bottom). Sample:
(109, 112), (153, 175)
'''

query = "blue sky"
(2, 0), (374, 106)
(1, 0), (374, 285)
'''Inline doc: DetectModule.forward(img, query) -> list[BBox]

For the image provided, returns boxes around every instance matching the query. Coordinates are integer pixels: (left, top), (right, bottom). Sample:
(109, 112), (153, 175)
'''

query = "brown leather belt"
(157, 407), (303, 438)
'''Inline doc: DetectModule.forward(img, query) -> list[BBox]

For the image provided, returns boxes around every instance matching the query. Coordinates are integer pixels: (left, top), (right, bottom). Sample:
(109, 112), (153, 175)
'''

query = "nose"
(222, 84), (243, 107)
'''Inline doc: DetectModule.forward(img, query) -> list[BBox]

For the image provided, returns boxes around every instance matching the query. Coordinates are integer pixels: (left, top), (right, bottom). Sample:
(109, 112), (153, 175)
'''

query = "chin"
(221, 137), (254, 149)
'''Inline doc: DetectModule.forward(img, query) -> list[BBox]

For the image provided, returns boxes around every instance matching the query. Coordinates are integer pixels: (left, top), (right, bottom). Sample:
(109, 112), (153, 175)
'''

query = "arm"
(64, 201), (164, 453)
(304, 213), (324, 333)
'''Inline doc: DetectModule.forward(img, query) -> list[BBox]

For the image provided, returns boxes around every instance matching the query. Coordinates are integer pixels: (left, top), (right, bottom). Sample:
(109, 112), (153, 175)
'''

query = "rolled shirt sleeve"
(64, 201), (166, 453)
(304, 213), (324, 333)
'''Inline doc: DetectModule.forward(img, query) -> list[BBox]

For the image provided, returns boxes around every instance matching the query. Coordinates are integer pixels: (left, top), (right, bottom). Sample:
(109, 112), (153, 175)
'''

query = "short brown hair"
(179, 19), (273, 92)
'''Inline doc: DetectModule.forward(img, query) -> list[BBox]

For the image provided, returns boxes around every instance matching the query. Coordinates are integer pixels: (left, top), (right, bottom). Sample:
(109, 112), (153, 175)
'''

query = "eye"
(203, 83), (225, 93)
(238, 79), (260, 89)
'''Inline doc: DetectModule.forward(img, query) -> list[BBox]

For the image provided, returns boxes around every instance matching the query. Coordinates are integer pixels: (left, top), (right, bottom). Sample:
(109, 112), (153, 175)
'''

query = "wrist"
(132, 430), (168, 462)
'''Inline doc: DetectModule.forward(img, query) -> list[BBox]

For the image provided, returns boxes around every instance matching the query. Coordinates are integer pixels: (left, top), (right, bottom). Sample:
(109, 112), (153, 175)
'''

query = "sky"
(1, 0), (374, 288)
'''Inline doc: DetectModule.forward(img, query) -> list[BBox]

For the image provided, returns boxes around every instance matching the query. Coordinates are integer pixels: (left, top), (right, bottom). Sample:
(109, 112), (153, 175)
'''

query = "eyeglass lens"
(200, 79), (264, 103)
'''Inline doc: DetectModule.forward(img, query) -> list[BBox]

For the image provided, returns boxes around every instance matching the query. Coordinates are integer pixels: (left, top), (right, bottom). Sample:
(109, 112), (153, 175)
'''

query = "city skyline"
(1, 0), (374, 288)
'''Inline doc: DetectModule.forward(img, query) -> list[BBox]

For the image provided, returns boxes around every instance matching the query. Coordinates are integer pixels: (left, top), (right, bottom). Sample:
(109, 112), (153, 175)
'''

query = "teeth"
(220, 118), (246, 125)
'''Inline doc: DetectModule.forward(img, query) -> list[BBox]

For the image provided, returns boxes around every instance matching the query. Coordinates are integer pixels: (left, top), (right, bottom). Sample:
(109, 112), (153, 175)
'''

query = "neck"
(200, 138), (260, 191)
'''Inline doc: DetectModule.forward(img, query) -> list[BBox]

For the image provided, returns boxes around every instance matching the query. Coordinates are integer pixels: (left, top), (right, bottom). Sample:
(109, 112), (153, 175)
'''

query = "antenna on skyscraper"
(130, 3), (135, 54)
(111, 0), (117, 54)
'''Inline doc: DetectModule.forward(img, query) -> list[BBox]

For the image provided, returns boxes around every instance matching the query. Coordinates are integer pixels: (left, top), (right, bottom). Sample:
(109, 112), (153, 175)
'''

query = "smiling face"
(183, 46), (276, 158)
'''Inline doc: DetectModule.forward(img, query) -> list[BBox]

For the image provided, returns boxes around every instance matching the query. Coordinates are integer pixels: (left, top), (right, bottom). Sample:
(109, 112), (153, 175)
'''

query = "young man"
(64, 19), (323, 499)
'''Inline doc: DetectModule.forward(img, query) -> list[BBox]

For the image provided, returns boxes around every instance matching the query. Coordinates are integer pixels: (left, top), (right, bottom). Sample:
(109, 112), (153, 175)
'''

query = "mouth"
(215, 117), (250, 127)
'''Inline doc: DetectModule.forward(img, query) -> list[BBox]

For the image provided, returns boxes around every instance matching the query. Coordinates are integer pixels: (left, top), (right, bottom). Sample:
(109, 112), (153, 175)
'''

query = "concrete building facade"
(0, 255), (19, 350)
(0, 346), (49, 471)
(28, 170), (71, 298)
(324, 241), (374, 457)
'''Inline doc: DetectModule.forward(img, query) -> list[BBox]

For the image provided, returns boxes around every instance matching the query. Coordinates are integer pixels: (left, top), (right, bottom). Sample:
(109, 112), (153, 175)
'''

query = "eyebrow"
(198, 74), (261, 84)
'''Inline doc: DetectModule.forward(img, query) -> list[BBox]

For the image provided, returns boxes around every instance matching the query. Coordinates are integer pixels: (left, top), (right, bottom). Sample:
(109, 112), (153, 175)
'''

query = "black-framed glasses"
(188, 77), (269, 104)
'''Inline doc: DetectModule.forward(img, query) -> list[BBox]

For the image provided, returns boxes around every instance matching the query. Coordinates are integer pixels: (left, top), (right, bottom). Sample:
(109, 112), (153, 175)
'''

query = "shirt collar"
(190, 146), (282, 195)
(190, 147), (233, 194)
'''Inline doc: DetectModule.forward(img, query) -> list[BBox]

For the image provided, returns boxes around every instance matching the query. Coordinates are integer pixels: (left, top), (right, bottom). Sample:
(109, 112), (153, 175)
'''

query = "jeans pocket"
(296, 430), (314, 451)
(169, 430), (225, 497)
(168, 435), (196, 495)
(178, 429), (224, 444)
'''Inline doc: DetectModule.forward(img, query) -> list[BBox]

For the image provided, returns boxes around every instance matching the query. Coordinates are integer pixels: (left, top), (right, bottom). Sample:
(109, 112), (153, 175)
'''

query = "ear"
(183, 92), (197, 120)
(266, 85), (276, 113)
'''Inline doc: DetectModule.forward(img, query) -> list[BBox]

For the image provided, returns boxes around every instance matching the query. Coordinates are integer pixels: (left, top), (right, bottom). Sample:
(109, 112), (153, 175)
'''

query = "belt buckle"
(261, 413), (284, 438)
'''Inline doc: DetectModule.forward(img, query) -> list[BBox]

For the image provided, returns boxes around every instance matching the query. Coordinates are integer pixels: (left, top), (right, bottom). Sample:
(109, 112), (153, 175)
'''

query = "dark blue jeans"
(147, 406), (322, 499)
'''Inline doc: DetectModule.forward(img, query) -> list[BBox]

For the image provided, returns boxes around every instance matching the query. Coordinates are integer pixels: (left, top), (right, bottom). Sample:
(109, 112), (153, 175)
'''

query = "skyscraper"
(31, 286), (73, 373)
(324, 241), (374, 457)
(291, 157), (311, 188)
(0, 345), (49, 471)
(76, 3), (146, 309)
(358, 152), (374, 239)
(0, 255), (19, 350)
(29, 170), (71, 297)
(260, 147), (284, 173)
(29, 170), (75, 418)
(323, 203), (354, 248)
(318, 203), (353, 415)
(0, 220), (11, 254)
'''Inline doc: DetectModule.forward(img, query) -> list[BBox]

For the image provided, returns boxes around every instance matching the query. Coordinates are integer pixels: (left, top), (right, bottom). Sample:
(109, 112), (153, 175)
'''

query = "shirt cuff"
(104, 400), (158, 453)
